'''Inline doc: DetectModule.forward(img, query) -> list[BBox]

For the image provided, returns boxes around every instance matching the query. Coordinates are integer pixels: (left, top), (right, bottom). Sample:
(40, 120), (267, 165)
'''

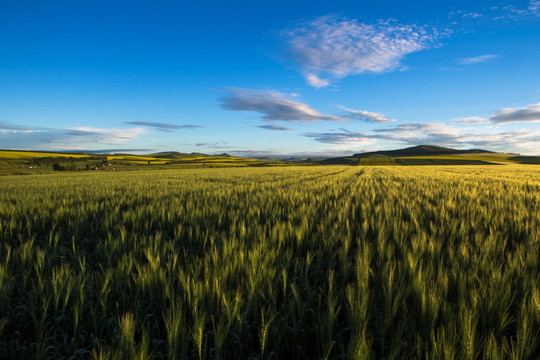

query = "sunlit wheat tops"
(0, 165), (539, 359)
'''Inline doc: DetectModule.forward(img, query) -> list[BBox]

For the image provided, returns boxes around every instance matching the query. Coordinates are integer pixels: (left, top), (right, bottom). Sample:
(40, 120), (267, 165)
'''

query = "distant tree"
(52, 163), (66, 171)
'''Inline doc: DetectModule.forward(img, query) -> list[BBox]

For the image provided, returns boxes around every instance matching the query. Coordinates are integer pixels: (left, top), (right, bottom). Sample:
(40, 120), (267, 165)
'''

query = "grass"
(0, 165), (539, 359)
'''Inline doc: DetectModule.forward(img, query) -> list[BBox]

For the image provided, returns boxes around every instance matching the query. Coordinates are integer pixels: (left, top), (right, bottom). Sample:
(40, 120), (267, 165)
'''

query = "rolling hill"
(352, 145), (492, 158)
(320, 145), (524, 165)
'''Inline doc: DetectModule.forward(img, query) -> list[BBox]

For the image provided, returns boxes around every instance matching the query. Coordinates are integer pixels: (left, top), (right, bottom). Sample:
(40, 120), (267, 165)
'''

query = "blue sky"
(1, 0), (540, 156)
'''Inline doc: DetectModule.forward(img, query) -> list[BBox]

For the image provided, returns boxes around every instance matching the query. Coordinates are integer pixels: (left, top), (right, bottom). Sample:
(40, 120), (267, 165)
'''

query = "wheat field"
(0, 166), (539, 359)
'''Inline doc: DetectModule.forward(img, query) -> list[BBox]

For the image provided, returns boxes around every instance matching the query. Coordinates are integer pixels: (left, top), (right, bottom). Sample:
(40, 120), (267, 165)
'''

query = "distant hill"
(0, 149), (278, 175)
(150, 151), (198, 159)
(353, 145), (493, 158)
(508, 156), (540, 164)
(321, 145), (512, 166)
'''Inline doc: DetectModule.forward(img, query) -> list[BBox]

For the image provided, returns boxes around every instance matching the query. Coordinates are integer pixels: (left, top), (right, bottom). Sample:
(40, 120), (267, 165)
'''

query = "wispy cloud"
(195, 142), (227, 148)
(0, 125), (147, 150)
(0, 121), (34, 131)
(82, 148), (153, 154)
(304, 130), (372, 144)
(304, 122), (540, 154)
(226, 149), (359, 158)
(493, 1), (540, 20)
(305, 74), (331, 88)
(338, 106), (396, 123)
(124, 121), (203, 132)
(372, 123), (463, 146)
(530, 0), (540, 13)
(463, 12), (482, 18)
(457, 54), (498, 65)
(377, 124), (540, 153)
(65, 127), (147, 143)
(489, 102), (540, 123)
(455, 102), (540, 123)
(225, 150), (281, 157)
(462, 130), (540, 153)
(448, 10), (483, 19)
(283, 15), (439, 87)
(455, 116), (490, 124)
(219, 87), (396, 127)
(219, 88), (343, 122)
(257, 124), (294, 131)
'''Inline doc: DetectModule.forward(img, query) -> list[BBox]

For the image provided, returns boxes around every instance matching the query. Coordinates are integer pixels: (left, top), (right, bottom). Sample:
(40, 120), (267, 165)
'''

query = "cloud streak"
(283, 15), (439, 87)
(489, 102), (540, 123)
(338, 106), (396, 123)
(219, 88), (397, 127)
(124, 121), (203, 131)
(531, 0), (540, 13)
(457, 54), (498, 65)
(304, 130), (372, 144)
(494, 1), (540, 19)
(257, 124), (294, 131)
(82, 148), (153, 154)
(455, 116), (490, 124)
(65, 127), (147, 143)
(0, 126), (147, 151)
(225, 149), (358, 158)
(219, 88), (343, 122)
(0, 121), (34, 131)
(456, 102), (540, 124)
(372, 123), (464, 146)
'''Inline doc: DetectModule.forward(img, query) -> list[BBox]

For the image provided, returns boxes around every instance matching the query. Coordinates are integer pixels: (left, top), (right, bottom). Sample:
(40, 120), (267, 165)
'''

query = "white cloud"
(448, 10), (483, 19)
(0, 121), (35, 131)
(219, 88), (343, 122)
(219, 88), (398, 127)
(304, 122), (540, 154)
(124, 121), (203, 131)
(305, 74), (331, 88)
(489, 102), (540, 123)
(66, 127), (147, 143)
(461, 130), (540, 153)
(463, 12), (482, 18)
(257, 124), (294, 131)
(455, 102), (540, 124)
(338, 106), (396, 123)
(455, 116), (490, 124)
(373, 123), (464, 146)
(283, 15), (439, 87)
(0, 125), (147, 150)
(494, 1), (540, 19)
(457, 54), (498, 65)
(226, 148), (366, 158)
(304, 130), (373, 144)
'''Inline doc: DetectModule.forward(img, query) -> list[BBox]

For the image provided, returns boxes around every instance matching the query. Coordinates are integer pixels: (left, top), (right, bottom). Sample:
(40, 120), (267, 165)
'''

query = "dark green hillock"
(353, 145), (494, 158)
(150, 151), (194, 159)
(508, 156), (540, 164)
